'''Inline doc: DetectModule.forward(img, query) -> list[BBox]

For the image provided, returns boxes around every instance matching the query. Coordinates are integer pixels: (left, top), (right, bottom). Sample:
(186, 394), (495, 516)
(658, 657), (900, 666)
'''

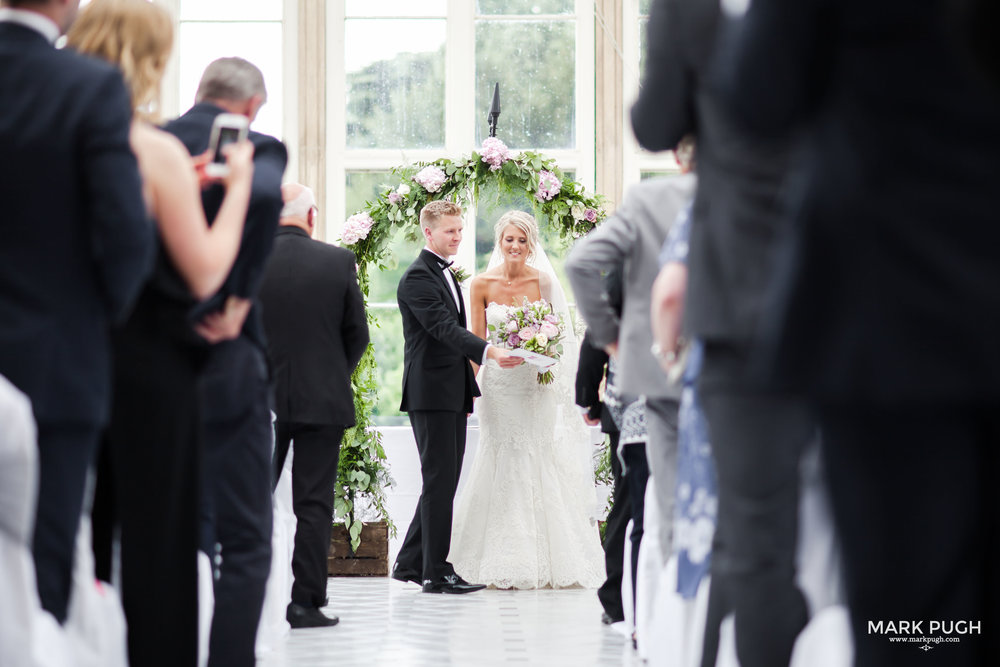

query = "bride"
(449, 210), (605, 589)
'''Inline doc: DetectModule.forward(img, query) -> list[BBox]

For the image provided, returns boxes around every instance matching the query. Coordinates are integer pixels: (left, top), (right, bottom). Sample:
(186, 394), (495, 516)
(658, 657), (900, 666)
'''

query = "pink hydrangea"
(480, 137), (511, 172)
(535, 170), (562, 202)
(341, 212), (374, 245)
(414, 166), (447, 193)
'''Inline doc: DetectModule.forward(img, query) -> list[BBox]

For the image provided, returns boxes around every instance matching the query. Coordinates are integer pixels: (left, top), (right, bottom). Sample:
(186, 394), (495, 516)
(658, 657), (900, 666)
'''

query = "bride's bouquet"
(488, 298), (565, 385)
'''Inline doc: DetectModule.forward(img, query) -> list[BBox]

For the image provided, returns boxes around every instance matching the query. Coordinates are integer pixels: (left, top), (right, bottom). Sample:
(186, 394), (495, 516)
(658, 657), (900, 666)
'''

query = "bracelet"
(650, 342), (676, 364)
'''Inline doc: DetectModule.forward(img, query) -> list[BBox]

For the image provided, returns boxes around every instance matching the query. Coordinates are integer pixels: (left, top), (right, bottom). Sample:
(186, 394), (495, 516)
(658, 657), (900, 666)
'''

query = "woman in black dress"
(68, 2), (254, 665)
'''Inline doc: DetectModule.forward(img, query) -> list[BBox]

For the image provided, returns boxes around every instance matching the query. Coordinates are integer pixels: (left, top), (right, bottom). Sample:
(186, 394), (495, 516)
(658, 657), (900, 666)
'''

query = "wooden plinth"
(327, 520), (389, 577)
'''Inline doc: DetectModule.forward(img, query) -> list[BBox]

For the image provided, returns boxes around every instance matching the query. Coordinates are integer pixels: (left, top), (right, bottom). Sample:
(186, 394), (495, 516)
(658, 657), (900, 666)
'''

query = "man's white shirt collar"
(0, 8), (60, 44)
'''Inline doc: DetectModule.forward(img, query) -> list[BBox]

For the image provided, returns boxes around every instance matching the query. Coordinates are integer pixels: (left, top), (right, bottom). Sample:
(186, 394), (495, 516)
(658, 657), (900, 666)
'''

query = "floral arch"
(333, 138), (607, 549)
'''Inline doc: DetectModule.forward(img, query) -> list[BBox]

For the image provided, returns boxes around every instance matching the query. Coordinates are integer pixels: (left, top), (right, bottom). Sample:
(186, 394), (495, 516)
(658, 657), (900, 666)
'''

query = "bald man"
(258, 184), (369, 628)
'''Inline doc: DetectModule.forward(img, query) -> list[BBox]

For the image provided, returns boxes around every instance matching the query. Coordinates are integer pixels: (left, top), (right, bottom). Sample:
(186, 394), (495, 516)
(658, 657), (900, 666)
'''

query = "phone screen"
(213, 126), (242, 164)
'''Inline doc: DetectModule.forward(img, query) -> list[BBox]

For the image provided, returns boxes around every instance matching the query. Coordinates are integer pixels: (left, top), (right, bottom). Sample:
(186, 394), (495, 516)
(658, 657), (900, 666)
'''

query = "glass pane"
(477, 0), (573, 15)
(345, 171), (392, 220)
(475, 20), (575, 149)
(346, 0), (446, 17)
(180, 0), (281, 21)
(178, 23), (283, 140)
(639, 0), (653, 15)
(641, 170), (675, 180)
(345, 172), (426, 303)
(345, 19), (446, 149)
(369, 305), (407, 422)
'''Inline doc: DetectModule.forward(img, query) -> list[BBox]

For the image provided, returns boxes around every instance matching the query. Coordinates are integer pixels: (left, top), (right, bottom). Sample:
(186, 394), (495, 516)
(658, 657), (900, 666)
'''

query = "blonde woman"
(449, 210), (605, 589)
(66, 2), (253, 665)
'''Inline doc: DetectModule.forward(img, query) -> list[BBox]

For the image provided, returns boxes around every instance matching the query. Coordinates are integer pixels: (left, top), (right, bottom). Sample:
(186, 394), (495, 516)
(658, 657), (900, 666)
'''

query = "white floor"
(258, 577), (638, 667)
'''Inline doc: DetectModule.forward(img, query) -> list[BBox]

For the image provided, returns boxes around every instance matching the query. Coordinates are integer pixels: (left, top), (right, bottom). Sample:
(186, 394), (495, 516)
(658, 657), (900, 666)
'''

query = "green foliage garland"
(336, 144), (608, 552)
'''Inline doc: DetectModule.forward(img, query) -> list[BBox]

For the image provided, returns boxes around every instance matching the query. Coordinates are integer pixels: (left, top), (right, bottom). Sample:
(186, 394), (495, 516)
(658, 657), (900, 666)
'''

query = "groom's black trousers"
(396, 410), (467, 582)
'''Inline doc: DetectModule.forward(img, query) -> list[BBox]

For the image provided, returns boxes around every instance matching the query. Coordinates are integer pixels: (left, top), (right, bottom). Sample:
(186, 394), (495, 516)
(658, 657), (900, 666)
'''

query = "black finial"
(488, 83), (501, 138)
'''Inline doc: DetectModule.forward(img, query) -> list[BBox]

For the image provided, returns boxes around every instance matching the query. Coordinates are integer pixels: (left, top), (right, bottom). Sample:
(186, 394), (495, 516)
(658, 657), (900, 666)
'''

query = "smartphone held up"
(205, 113), (249, 178)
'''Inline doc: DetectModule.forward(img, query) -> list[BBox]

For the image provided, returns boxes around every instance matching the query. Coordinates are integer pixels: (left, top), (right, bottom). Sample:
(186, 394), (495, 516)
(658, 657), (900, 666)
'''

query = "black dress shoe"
(286, 602), (339, 628)
(601, 612), (623, 625)
(422, 575), (487, 594)
(391, 563), (421, 585)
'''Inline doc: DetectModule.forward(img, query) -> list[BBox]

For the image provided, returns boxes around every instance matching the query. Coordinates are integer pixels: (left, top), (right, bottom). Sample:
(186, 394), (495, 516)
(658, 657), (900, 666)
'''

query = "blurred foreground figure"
(718, 1), (1000, 665)
(0, 0), (152, 623)
(632, 2), (815, 665)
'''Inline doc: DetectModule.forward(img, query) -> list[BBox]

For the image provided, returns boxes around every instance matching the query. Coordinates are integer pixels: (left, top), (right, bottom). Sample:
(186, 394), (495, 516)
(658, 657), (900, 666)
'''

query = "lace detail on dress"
(449, 303), (605, 590)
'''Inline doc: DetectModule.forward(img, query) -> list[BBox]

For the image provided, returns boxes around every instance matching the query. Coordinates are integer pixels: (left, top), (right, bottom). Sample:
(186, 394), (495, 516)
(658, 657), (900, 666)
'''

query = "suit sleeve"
(565, 207), (637, 349)
(220, 137), (288, 300)
(80, 69), (155, 322)
(340, 253), (370, 372)
(397, 268), (488, 362)
(714, 0), (833, 136)
(576, 330), (609, 421)
(630, 0), (697, 151)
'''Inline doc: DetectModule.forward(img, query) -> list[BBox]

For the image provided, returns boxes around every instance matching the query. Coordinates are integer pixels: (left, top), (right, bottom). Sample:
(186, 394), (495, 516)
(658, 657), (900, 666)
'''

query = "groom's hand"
(487, 346), (524, 368)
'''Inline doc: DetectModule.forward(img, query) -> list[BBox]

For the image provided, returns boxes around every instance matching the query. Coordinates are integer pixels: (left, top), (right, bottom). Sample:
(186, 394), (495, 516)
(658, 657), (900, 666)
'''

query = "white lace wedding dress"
(449, 302), (605, 589)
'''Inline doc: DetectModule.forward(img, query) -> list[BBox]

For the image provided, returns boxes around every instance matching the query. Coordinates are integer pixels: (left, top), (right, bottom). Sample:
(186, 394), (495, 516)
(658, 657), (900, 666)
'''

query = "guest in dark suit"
(0, 0), (153, 623)
(164, 57), (287, 667)
(576, 329), (629, 625)
(717, 2), (1000, 664)
(259, 183), (370, 628)
(632, 2), (816, 666)
(391, 200), (521, 594)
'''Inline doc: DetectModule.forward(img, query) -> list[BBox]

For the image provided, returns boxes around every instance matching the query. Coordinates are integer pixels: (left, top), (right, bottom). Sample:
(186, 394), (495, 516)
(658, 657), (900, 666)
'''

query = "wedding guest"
(717, 1), (1000, 663)
(0, 0), (153, 623)
(631, 2), (817, 665)
(259, 183), (369, 628)
(566, 144), (696, 566)
(164, 57), (287, 667)
(67, 2), (257, 664)
(576, 330), (629, 625)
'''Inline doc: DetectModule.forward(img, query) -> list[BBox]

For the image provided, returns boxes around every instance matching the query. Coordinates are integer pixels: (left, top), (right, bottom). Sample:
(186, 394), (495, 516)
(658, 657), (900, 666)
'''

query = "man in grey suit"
(566, 148), (696, 561)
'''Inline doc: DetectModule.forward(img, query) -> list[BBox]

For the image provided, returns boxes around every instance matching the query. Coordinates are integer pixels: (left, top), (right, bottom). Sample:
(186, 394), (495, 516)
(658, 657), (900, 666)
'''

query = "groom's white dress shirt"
(423, 247), (490, 365)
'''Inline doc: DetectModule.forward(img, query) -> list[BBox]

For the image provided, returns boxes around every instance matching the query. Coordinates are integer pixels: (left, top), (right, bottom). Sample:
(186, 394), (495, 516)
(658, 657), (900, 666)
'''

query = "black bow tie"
(437, 260), (454, 269)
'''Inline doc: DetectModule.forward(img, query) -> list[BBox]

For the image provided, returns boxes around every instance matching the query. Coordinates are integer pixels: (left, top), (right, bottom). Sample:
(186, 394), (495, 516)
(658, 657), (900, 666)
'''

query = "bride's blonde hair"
(67, 0), (174, 122)
(494, 210), (540, 263)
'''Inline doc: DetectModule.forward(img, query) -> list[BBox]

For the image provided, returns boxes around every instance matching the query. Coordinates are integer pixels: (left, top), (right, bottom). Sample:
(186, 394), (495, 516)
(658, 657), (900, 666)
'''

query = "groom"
(393, 200), (521, 594)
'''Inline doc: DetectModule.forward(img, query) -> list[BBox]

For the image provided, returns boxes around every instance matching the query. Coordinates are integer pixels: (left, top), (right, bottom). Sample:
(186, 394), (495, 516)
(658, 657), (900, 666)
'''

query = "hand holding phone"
(205, 113), (249, 178)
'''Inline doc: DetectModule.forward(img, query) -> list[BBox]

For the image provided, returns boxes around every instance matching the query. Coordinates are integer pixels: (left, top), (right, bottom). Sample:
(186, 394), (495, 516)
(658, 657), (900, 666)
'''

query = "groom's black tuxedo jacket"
(397, 250), (487, 414)
(0, 21), (154, 425)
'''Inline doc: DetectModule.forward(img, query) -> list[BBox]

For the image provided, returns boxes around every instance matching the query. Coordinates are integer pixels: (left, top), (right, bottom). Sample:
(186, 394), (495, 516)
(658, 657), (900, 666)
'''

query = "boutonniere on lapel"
(450, 265), (470, 285)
